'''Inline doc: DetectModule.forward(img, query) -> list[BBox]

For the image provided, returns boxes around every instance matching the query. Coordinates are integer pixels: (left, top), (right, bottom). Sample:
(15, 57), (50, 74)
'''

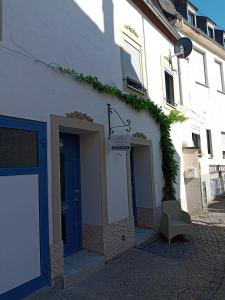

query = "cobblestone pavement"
(25, 199), (225, 300)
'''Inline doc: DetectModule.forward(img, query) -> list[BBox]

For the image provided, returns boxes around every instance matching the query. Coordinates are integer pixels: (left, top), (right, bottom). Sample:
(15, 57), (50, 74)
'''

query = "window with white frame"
(164, 70), (175, 106)
(215, 60), (225, 92)
(207, 25), (214, 39)
(122, 34), (145, 93)
(192, 49), (208, 86)
(206, 129), (213, 157)
(221, 132), (225, 158)
(187, 10), (196, 26)
(192, 132), (201, 154)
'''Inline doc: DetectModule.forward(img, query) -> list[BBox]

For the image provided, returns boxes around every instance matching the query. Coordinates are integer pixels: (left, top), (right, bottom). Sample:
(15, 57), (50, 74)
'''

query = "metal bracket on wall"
(107, 103), (131, 139)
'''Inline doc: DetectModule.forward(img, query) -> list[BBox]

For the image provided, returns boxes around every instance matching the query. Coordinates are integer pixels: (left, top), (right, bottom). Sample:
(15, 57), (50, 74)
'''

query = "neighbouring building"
(0, 0), (184, 299)
(154, 0), (225, 214)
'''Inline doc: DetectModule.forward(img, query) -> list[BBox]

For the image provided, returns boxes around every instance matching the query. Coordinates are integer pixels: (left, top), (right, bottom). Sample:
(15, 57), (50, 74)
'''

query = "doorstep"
(63, 249), (105, 288)
(134, 227), (156, 246)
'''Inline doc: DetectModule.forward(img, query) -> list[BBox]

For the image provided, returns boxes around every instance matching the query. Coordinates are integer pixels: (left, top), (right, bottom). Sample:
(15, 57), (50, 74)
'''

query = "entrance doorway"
(130, 148), (137, 226)
(59, 133), (82, 257)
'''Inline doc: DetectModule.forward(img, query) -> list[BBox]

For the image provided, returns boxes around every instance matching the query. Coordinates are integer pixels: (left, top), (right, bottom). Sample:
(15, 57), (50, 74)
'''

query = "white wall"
(178, 33), (225, 204)
(0, 0), (180, 236)
(0, 175), (40, 294)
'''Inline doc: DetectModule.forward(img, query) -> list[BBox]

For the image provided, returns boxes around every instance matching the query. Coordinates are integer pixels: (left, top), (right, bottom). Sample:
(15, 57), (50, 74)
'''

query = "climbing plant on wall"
(56, 66), (186, 201)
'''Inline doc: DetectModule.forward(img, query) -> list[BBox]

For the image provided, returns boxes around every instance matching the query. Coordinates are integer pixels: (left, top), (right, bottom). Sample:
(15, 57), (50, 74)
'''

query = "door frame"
(0, 115), (49, 300)
(51, 114), (108, 246)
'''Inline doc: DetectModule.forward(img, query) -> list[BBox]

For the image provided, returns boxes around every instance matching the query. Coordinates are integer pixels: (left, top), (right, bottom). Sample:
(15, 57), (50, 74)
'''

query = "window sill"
(196, 81), (209, 88)
(125, 83), (147, 95)
(164, 99), (177, 109)
(217, 90), (225, 95)
(208, 155), (214, 159)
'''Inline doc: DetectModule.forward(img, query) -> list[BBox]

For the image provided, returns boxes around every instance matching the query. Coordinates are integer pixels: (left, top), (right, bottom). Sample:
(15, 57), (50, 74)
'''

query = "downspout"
(177, 58), (183, 105)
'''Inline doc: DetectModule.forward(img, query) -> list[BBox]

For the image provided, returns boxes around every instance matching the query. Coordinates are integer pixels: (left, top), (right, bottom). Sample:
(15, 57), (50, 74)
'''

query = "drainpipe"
(177, 58), (184, 105)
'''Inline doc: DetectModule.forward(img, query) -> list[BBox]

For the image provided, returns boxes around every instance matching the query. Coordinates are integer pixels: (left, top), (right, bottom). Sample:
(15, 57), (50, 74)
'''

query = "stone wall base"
(103, 217), (135, 260)
(136, 207), (154, 228)
(83, 224), (104, 255)
(49, 241), (64, 286)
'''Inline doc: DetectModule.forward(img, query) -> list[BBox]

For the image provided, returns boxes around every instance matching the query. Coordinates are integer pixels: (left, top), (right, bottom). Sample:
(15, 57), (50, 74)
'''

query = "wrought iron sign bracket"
(107, 103), (131, 139)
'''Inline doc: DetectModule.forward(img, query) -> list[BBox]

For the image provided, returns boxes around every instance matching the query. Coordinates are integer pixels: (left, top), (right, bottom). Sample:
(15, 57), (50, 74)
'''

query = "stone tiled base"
(49, 241), (64, 285)
(83, 224), (104, 255)
(137, 207), (154, 228)
(103, 217), (135, 259)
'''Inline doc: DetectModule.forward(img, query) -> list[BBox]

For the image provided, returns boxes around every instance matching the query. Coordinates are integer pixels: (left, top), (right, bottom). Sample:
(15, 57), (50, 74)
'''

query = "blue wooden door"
(130, 148), (137, 226)
(60, 133), (82, 256)
(0, 116), (49, 300)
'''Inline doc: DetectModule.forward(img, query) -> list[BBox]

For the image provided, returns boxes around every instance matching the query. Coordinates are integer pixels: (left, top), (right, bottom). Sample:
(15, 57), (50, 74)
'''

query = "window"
(188, 10), (196, 26)
(192, 133), (201, 154)
(215, 60), (225, 92)
(164, 70), (175, 106)
(192, 49), (208, 86)
(206, 129), (213, 157)
(221, 132), (225, 158)
(0, 128), (38, 168)
(122, 35), (145, 93)
(207, 26), (214, 39)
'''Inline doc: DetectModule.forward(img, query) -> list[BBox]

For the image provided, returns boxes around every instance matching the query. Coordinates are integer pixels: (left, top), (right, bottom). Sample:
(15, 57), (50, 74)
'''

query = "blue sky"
(191, 0), (225, 29)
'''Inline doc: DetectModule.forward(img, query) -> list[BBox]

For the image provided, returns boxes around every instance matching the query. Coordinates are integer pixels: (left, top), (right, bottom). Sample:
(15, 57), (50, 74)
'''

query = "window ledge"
(217, 90), (225, 95)
(164, 99), (177, 109)
(196, 81), (209, 88)
(208, 155), (214, 159)
(125, 83), (147, 95)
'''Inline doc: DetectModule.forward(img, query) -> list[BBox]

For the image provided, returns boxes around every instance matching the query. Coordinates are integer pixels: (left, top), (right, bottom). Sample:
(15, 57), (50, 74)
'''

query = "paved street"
(25, 199), (225, 300)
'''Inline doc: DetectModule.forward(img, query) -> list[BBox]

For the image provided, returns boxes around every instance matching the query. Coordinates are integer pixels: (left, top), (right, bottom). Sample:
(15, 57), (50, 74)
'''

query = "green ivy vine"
(56, 66), (186, 201)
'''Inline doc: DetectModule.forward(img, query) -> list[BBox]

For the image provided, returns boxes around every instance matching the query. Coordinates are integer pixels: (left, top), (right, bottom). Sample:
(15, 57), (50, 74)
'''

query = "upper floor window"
(192, 48), (208, 86)
(207, 25), (214, 39)
(164, 70), (175, 106)
(206, 129), (213, 157)
(121, 30), (146, 94)
(187, 10), (196, 26)
(215, 60), (225, 93)
(192, 132), (201, 154)
(221, 132), (225, 158)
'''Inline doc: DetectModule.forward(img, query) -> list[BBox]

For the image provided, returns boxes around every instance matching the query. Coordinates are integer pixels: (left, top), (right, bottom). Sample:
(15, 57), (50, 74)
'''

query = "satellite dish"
(174, 37), (193, 59)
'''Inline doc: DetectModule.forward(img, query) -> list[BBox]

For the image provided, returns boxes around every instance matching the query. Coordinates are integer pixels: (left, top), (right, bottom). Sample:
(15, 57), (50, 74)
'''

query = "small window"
(188, 11), (196, 26)
(164, 70), (175, 106)
(0, 128), (38, 168)
(208, 26), (214, 39)
(122, 35), (145, 93)
(206, 129), (213, 156)
(192, 133), (201, 154)
(215, 61), (225, 92)
(221, 132), (225, 158)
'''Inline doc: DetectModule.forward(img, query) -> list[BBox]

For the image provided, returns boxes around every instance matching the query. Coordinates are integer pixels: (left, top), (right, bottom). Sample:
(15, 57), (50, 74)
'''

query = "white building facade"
(155, 0), (225, 214)
(0, 0), (184, 298)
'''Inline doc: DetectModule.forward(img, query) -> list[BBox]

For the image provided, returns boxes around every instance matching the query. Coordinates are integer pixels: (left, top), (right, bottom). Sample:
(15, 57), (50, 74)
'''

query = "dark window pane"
(188, 11), (195, 26)
(192, 133), (201, 154)
(206, 129), (213, 156)
(0, 128), (38, 168)
(208, 27), (214, 39)
(165, 71), (175, 105)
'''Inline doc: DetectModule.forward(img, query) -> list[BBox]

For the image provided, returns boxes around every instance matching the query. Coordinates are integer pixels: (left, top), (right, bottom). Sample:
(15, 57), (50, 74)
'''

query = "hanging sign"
(110, 135), (130, 151)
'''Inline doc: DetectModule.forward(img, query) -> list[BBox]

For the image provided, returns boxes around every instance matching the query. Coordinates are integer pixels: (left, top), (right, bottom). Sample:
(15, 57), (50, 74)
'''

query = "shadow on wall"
(6, 0), (182, 200)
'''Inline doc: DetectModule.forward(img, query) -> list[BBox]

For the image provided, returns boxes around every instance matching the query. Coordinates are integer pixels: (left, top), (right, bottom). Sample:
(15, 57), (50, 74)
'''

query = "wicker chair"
(160, 200), (193, 244)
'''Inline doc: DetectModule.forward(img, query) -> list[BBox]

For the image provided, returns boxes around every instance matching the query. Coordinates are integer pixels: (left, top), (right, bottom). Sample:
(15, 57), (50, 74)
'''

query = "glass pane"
(165, 71), (174, 105)
(0, 128), (38, 168)
(124, 37), (142, 83)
